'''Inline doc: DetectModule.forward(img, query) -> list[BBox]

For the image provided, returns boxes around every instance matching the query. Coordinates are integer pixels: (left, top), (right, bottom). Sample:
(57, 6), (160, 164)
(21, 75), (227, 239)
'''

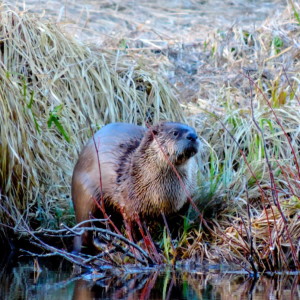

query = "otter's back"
(72, 123), (146, 223)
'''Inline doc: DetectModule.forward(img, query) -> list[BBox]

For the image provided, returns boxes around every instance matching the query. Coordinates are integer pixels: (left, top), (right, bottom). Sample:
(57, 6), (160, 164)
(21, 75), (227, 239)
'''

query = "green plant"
(47, 105), (70, 143)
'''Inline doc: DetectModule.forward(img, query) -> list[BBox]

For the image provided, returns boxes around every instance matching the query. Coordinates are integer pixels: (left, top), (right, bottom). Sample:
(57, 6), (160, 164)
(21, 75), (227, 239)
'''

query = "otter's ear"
(149, 124), (159, 136)
(145, 124), (159, 142)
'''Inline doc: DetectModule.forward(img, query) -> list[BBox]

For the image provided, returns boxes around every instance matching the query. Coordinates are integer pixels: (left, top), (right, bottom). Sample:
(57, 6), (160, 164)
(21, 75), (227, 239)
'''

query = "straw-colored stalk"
(0, 7), (183, 235)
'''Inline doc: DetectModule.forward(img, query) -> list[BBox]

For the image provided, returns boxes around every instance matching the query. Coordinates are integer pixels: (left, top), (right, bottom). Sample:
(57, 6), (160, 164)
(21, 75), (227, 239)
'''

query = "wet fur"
(72, 122), (199, 251)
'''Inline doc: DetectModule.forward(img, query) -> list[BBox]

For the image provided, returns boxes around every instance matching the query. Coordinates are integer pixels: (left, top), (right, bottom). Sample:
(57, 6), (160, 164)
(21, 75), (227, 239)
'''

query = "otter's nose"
(186, 132), (198, 142)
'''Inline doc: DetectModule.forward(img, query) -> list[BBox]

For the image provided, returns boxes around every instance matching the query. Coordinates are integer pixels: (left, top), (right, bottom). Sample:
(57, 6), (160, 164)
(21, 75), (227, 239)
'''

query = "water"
(1, 256), (299, 300)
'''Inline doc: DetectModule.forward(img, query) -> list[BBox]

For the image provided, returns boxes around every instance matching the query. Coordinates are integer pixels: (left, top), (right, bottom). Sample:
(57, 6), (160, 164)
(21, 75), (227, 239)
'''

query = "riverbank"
(0, 2), (299, 272)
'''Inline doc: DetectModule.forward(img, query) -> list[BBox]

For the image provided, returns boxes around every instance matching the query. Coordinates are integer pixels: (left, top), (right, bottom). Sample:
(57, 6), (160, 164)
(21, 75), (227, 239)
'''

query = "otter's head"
(145, 122), (200, 165)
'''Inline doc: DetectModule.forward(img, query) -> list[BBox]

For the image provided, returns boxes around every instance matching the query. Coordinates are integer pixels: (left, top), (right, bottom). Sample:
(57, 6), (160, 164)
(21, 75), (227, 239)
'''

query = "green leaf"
(48, 105), (70, 142)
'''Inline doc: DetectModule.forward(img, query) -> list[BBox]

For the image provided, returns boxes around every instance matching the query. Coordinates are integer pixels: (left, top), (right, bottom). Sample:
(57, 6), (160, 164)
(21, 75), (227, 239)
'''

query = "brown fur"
(71, 122), (199, 252)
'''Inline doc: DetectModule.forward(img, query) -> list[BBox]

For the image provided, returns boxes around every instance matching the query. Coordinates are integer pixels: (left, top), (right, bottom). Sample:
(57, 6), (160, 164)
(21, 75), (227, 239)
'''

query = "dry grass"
(0, 6), (183, 235)
(181, 2), (300, 271)
(1, 2), (300, 272)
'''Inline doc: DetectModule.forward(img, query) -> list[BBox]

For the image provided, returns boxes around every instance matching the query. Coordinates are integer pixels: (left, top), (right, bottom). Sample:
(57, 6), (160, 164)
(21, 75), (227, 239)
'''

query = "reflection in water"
(0, 256), (299, 300)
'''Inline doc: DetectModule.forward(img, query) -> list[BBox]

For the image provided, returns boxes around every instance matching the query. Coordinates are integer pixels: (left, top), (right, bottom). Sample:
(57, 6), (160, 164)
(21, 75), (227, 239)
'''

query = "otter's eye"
(173, 131), (179, 137)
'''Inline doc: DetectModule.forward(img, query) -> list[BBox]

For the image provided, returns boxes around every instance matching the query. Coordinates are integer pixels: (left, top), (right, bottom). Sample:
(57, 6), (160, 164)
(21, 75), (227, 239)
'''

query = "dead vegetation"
(0, 5), (182, 237)
(0, 2), (300, 272)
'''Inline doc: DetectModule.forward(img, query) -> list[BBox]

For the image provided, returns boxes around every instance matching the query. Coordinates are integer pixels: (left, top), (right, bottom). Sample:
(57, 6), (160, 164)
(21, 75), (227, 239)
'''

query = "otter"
(71, 122), (199, 252)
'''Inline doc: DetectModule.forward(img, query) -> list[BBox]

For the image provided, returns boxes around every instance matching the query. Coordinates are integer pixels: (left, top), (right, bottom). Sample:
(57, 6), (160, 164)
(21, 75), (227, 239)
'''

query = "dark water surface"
(1, 255), (299, 300)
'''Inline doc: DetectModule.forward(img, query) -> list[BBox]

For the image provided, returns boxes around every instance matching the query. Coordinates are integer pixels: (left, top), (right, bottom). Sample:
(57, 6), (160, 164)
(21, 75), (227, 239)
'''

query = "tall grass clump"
(0, 7), (183, 240)
(190, 97), (300, 271)
(180, 2), (300, 271)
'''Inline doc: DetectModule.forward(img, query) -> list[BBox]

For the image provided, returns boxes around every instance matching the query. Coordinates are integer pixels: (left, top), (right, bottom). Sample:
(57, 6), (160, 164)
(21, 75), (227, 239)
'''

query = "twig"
(80, 227), (153, 264)
(245, 71), (300, 270)
(245, 185), (258, 276)
(282, 66), (300, 105)
(87, 120), (122, 235)
(243, 72), (300, 178)
(247, 70), (279, 208)
(135, 215), (162, 264)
